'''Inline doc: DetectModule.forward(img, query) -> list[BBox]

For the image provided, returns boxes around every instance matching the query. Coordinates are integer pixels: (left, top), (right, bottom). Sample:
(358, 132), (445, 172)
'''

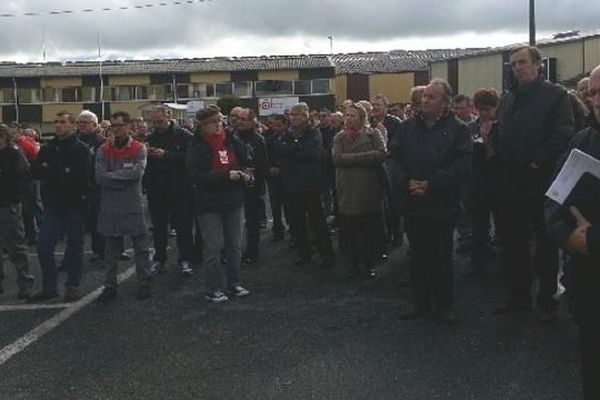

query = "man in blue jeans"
(30, 111), (91, 302)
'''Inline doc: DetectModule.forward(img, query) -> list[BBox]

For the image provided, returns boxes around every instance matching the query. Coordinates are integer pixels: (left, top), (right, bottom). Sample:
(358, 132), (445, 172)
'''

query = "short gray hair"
(429, 78), (454, 103)
(290, 102), (309, 116)
(78, 110), (99, 124)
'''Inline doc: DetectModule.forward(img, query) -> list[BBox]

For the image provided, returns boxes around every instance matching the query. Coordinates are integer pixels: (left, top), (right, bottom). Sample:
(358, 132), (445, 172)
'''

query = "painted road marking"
(0, 266), (135, 366)
(0, 303), (70, 312)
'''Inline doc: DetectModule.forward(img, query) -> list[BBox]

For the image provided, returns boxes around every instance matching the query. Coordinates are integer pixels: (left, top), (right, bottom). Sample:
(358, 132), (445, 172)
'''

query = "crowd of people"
(0, 44), (599, 398)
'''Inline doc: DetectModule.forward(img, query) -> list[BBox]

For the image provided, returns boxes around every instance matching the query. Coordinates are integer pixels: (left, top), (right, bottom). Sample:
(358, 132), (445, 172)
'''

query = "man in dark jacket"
(236, 108), (268, 264)
(76, 110), (106, 262)
(372, 94), (404, 247)
(318, 108), (337, 218)
(30, 111), (91, 302)
(390, 79), (472, 324)
(265, 114), (289, 241)
(0, 124), (34, 299)
(278, 102), (334, 269)
(493, 45), (574, 321)
(545, 64), (600, 400)
(146, 105), (194, 276)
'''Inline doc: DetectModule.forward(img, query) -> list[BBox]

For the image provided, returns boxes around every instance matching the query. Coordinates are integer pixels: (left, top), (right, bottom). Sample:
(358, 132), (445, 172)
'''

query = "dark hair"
(473, 88), (500, 109)
(509, 45), (542, 65)
(0, 123), (10, 139)
(56, 111), (76, 124)
(453, 94), (471, 105)
(110, 111), (131, 123)
(568, 91), (588, 132)
(270, 114), (288, 125)
(207, 104), (221, 112)
(195, 107), (220, 122)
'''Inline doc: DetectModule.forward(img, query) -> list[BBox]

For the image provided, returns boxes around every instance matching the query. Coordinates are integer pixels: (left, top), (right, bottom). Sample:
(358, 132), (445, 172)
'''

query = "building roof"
(331, 49), (483, 74)
(0, 55), (335, 78)
(428, 30), (600, 64)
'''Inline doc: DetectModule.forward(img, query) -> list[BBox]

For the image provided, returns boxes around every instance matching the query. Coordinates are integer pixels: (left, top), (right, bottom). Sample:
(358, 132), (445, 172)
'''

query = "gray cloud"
(0, 0), (597, 60)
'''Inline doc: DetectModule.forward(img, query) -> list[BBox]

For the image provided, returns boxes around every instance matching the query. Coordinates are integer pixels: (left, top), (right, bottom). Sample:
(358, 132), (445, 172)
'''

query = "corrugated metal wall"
(458, 54), (504, 96)
(541, 41), (585, 81)
(368, 73), (414, 103)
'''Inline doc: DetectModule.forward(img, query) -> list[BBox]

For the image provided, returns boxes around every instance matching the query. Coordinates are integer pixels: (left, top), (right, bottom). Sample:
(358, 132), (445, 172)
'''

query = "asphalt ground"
(0, 230), (582, 400)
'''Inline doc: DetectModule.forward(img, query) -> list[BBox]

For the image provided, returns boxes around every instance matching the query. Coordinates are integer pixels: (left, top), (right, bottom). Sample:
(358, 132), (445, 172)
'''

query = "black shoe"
(376, 254), (388, 265)
(493, 301), (531, 315)
(64, 288), (82, 302)
(136, 285), (151, 300)
(119, 252), (130, 261)
(89, 254), (104, 263)
(367, 267), (377, 278)
(28, 290), (59, 303)
(98, 287), (117, 303)
(242, 256), (258, 265)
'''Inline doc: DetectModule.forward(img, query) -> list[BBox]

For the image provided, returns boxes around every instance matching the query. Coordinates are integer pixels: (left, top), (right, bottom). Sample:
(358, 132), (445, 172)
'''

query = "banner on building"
(258, 97), (299, 116)
(187, 100), (205, 118)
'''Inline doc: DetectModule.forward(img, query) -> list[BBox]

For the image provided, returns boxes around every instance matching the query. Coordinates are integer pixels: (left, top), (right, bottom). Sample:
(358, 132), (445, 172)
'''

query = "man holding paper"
(493, 45), (574, 321)
(545, 64), (600, 400)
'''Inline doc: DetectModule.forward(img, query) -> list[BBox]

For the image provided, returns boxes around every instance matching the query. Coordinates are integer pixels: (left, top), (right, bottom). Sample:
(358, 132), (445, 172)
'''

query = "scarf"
(204, 129), (237, 171)
(344, 126), (360, 141)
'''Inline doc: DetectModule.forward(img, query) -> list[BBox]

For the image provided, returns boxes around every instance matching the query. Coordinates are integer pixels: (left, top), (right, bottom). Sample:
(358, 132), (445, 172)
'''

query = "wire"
(0, 0), (218, 18)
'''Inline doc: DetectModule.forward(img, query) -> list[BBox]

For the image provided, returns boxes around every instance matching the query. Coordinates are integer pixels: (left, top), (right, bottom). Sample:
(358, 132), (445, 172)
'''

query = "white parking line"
(0, 303), (70, 312)
(0, 266), (135, 366)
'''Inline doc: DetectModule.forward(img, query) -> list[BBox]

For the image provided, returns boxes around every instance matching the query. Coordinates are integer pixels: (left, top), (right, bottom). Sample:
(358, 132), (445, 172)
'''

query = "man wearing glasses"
(29, 111), (91, 302)
(96, 112), (152, 302)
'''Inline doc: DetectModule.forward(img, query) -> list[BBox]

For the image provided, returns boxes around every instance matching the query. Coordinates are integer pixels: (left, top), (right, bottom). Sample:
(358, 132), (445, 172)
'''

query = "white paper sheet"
(546, 149), (600, 205)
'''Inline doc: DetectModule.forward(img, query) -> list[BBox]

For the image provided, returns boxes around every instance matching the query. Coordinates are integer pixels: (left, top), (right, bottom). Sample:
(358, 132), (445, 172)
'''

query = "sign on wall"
(258, 97), (299, 116)
(186, 100), (205, 117)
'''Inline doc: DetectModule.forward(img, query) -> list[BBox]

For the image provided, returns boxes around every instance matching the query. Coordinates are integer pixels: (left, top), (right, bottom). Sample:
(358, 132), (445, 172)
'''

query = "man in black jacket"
(0, 124), (34, 299)
(236, 108), (267, 264)
(545, 64), (600, 400)
(265, 114), (289, 241)
(76, 110), (106, 262)
(30, 111), (91, 302)
(279, 102), (334, 269)
(146, 105), (194, 276)
(390, 79), (472, 324)
(493, 45), (574, 321)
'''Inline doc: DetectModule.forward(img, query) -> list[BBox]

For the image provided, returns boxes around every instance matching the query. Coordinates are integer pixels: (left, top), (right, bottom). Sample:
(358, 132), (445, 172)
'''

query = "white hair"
(77, 110), (99, 124)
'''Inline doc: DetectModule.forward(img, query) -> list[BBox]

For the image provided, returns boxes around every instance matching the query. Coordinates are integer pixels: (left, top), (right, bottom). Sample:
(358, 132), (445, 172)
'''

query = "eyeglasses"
(111, 123), (127, 128)
(54, 119), (69, 124)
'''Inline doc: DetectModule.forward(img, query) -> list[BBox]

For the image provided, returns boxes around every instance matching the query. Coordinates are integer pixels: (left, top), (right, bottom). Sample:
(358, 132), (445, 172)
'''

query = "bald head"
(589, 65), (600, 122)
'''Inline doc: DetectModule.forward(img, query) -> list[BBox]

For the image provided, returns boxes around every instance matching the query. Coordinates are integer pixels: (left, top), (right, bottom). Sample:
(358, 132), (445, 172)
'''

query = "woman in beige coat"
(332, 103), (386, 277)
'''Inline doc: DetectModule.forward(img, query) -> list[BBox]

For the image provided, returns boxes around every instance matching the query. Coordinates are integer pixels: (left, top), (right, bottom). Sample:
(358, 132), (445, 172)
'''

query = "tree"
(216, 95), (241, 116)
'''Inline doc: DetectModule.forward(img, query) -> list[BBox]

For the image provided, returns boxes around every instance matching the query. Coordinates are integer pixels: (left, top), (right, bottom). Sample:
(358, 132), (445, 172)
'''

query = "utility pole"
(529, 0), (536, 46)
(328, 36), (333, 54)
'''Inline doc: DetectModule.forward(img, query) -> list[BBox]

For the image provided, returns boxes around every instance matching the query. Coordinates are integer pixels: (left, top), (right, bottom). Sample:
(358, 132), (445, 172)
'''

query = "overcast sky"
(0, 0), (597, 62)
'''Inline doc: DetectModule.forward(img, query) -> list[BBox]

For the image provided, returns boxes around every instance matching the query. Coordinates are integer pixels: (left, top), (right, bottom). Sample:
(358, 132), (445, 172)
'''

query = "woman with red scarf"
(186, 108), (251, 302)
(332, 103), (387, 278)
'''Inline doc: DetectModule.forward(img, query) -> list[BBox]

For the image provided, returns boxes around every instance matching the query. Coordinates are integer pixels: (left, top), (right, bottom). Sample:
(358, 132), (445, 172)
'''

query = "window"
(135, 86), (148, 100)
(17, 88), (40, 103)
(294, 80), (311, 95)
(176, 84), (189, 100)
(190, 83), (208, 98)
(255, 80), (293, 96)
(1, 89), (15, 103)
(215, 82), (233, 97)
(311, 79), (330, 94)
(42, 87), (57, 102)
(81, 87), (96, 102)
(149, 84), (167, 101)
(234, 81), (252, 97)
(102, 87), (112, 101)
(112, 86), (135, 101)
(60, 87), (78, 102)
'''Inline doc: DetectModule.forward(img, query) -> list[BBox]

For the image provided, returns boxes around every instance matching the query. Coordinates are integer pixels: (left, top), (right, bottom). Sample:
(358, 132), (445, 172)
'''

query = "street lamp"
(529, 0), (536, 46)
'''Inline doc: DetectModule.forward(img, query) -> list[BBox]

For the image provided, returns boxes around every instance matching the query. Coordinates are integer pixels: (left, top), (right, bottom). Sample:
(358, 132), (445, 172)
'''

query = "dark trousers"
(339, 213), (385, 270)
(37, 207), (85, 291)
(455, 183), (472, 246)
(579, 323), (600, 400)
(147, 189), (194, 264)
(406, 216), (455, 311)
(87, 193), (105, 258)
(22, 181), (42, 242)
(286, 191), (333, 262)
(267, 178), (287, 236)
(495, 197), (558, 311)
(244, 191), (262, 258)
(470, 185), (493, 271)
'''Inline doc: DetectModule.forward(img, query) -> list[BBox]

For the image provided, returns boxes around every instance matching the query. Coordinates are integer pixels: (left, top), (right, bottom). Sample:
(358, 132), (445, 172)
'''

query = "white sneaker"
(179, 261), (193, 277)
(205, 289), (228, 303)
(229, 285), (250, 298)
